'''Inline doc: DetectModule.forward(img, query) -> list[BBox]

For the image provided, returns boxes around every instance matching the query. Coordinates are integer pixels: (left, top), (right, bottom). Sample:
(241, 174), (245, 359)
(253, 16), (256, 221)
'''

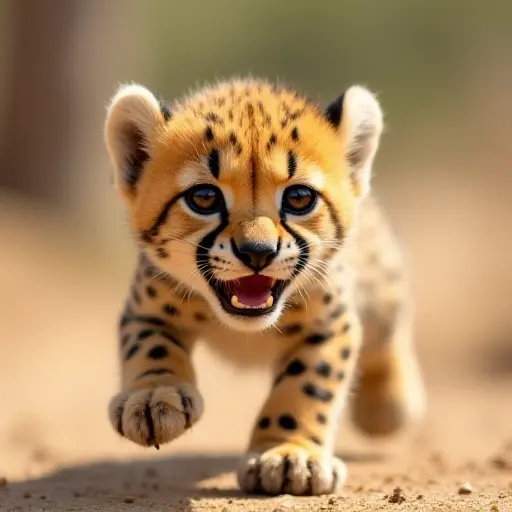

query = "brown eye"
(282, 185), (317, 215)
(185, 185), (224, 214)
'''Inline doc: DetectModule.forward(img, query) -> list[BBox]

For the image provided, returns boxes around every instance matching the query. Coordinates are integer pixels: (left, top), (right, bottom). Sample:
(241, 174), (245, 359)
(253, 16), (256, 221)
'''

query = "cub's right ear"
(104, 84), (168, 198)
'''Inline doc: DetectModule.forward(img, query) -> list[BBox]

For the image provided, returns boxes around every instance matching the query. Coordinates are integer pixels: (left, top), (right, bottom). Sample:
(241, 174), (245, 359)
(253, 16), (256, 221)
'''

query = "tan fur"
(103, 78), (425, 496)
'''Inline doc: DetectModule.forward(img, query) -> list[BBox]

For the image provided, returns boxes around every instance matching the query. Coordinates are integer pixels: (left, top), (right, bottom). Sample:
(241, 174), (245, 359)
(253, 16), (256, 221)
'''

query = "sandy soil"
(1, 197), (512, 511)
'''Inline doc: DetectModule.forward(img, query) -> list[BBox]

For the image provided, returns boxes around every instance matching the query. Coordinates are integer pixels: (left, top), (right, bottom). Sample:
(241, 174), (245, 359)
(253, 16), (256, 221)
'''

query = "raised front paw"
(237, 443), (347, 496)
(108, 383), (203, 448)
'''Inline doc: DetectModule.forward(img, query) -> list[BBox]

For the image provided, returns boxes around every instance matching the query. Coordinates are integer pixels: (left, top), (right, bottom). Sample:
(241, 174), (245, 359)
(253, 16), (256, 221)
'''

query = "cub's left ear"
(324, 86), (383, 197)
(104, 83), (169, 199)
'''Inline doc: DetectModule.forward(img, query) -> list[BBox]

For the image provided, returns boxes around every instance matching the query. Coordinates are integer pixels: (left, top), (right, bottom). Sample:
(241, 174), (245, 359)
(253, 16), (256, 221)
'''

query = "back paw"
(350, 356), (426, 436)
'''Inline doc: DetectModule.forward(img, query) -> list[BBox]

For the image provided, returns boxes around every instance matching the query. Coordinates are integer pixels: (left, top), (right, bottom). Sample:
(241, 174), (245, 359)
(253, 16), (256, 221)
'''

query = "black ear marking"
(157, 95), (172, 121)
(324, 92), (345, 129)
(124, 128), (149, 189)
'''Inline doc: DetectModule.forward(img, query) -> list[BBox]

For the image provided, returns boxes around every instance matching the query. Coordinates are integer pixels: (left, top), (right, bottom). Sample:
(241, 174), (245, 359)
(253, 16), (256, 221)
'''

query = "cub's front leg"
(108, 271), (203, 449)
(237, 312), (361, 495)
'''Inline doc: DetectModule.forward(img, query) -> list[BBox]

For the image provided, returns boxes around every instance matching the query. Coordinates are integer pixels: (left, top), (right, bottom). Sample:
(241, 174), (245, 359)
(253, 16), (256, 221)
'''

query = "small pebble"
(123, 496), (135, 503)
(388, 486), (406, 504)
(458, 482), (473, 495)
(416, 494), (424, 500)
(491, 456), (512, 470)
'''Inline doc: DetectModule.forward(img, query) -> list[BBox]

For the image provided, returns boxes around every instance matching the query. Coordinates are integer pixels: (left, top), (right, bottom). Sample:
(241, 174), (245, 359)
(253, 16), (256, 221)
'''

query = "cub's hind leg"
(349, 197), (426, 436)
(351, 313), (426, 436)
(109, 263), (203, 449)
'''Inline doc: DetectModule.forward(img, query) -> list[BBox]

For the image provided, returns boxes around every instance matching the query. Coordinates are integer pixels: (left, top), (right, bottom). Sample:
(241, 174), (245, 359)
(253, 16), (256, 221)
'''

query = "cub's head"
(104, 79), (383, 332)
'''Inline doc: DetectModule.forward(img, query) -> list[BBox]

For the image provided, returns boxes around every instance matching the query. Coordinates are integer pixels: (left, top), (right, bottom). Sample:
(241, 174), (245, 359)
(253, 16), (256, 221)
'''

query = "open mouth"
(214, 275), (287, 317)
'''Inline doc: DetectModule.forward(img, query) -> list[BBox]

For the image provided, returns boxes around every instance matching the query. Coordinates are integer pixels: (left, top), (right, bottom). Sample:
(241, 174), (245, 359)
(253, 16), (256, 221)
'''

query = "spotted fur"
(104, 78), (426, 496)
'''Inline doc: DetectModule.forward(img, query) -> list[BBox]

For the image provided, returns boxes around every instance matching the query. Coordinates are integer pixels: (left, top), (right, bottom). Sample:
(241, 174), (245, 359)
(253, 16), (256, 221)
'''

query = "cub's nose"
(232, 240), (278, 271)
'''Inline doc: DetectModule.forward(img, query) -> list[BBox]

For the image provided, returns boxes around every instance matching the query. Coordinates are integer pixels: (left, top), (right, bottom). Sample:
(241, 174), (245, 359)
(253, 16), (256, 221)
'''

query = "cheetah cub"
(104, 78), (426, 495)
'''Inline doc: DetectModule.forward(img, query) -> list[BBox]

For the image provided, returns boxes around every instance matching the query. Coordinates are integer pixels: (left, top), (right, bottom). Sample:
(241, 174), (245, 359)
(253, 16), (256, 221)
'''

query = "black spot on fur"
(146, 285), (157, 298)
(287, 151), (297, 178)
(141, 232), (152, 244)
(229, 132), (238, 147)
(315, 361), (332, 378)
(122, 313), (169, 329)
(138, 329), (155, 341)
(290, 110), (302, 120)
(156, 248), (168, 259)
(205, 126), (214, 141)
(340, 347), (351, 360)
(163, 304), (179, 316)
(310, 435), (322, 445)
(278, 414), (298, 430)
(125, 344), (139, 361)
(323, 293), (333, 304)
(331, 304), (346, 319)
(280, 323), (302, 335)
(258, 417), (271, 429)
(303, 382), (334, 402)
(132, 287), (141, 305)
(305, 332), (334, 345)
(194, 312), (207, 322)
(207, 149), (220, 179)
(286, 359), (306, 376)
(147, 345), (169, 360)
(159, 331), (187, 352)
(341, 322), (351, 334)
(228, 109), (234, 121)
(316, 412), (327, 424)
(324, 93), (345, 129)
(291, 127), (299, 141)
(204, 112), (223, 125)
(267, 133), (277, 151)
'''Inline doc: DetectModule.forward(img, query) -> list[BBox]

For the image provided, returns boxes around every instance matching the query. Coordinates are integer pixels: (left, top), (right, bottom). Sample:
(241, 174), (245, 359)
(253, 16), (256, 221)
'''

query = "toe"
(108, 384), (203, 447)
(237, 446), (346, 496)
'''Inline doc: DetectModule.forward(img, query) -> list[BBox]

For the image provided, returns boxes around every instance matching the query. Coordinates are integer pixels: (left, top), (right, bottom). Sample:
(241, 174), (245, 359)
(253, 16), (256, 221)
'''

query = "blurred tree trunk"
(0, 0), (78, 205)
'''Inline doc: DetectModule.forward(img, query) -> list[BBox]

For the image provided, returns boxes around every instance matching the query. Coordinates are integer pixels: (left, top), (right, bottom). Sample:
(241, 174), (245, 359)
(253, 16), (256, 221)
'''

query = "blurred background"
(0, 0), (511, 486)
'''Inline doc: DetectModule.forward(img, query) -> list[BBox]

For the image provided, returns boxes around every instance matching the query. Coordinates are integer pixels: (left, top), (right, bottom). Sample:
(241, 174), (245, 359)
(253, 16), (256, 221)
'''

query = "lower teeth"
(230, 294), (274, 310)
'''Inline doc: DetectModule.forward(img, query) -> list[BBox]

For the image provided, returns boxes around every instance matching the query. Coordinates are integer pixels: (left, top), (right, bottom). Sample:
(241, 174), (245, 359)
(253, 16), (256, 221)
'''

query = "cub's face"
(105, 80), (382, 332)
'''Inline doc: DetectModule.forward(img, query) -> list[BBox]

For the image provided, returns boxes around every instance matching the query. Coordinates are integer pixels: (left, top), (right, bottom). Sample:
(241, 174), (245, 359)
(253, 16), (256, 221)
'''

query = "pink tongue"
(233, 275), (273, 307)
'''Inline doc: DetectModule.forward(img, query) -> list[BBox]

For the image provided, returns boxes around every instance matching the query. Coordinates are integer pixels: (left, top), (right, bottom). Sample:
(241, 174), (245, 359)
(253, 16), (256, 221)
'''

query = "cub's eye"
(282, 185), (317, 215)
(185, 185), (224, 214)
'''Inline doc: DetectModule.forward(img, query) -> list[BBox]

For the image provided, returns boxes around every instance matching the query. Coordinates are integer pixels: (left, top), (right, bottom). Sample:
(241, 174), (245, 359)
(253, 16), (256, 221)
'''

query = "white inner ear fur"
(343, 85), (384, 198)
(104, 83), (163, 191)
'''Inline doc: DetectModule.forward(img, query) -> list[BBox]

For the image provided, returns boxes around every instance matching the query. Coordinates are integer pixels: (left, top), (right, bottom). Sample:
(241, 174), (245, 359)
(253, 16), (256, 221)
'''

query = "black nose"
(232, 240), (278, 271)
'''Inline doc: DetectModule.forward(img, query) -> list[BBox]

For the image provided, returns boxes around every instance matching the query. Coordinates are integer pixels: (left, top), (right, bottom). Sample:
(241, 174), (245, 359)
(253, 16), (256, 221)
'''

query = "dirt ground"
(1, 195), (512, 511)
